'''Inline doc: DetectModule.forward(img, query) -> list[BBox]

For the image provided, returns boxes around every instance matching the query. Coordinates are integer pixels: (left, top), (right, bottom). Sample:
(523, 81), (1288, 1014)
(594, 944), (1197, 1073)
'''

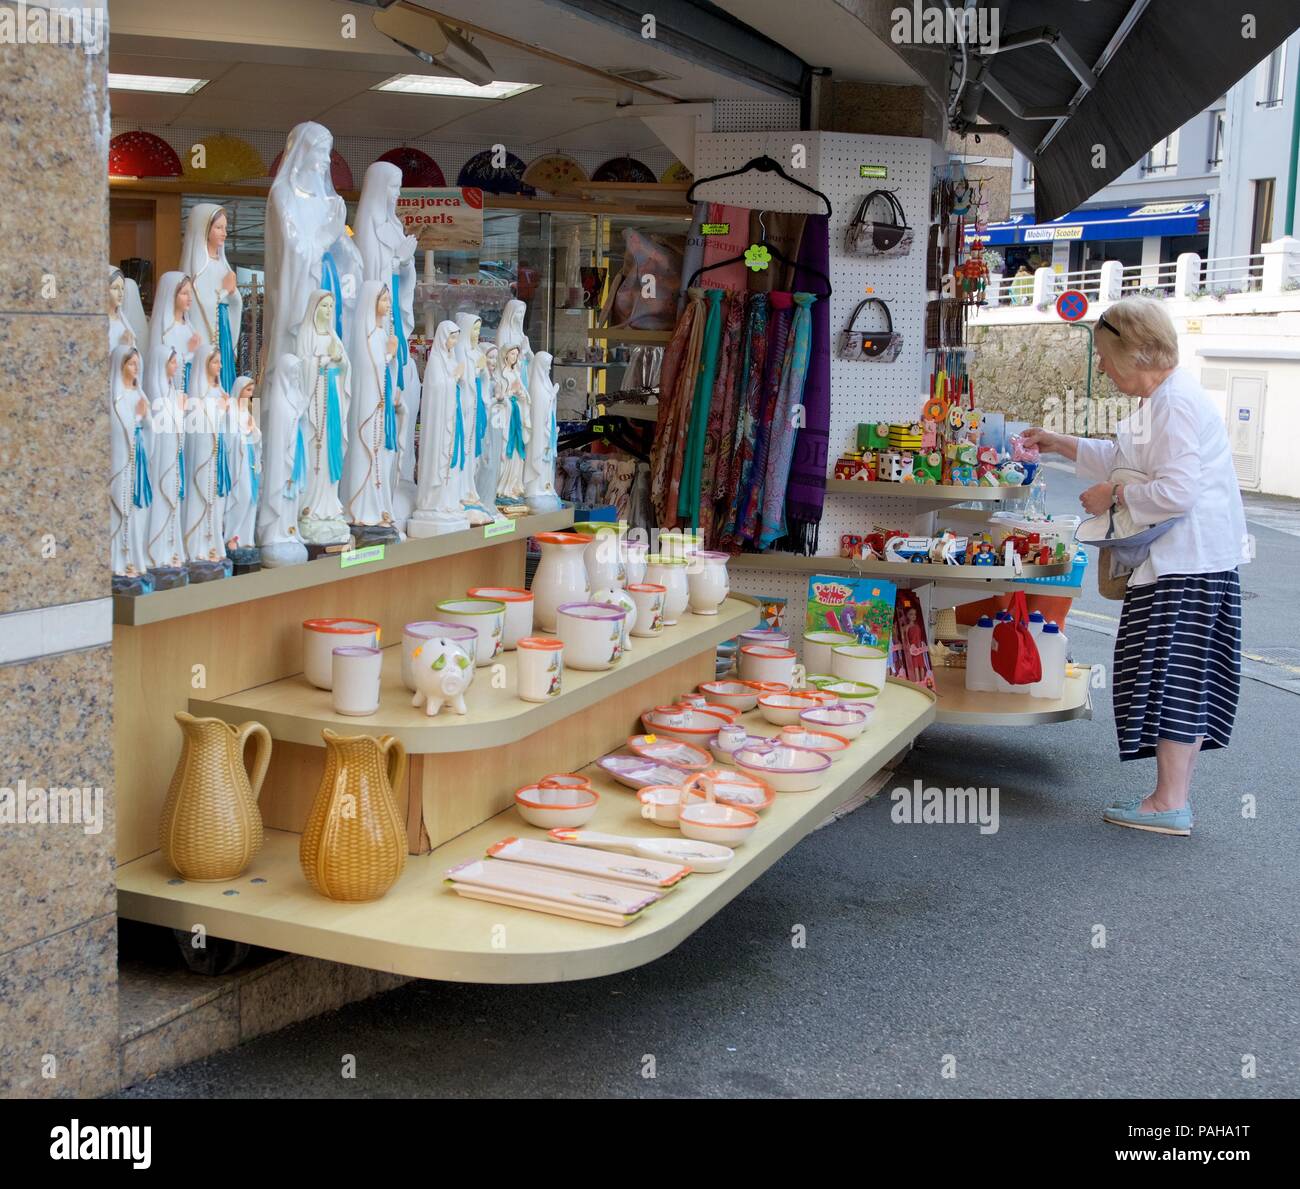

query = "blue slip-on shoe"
(1106, 793), (1145, 810)
(1102, 803), (1192, 836)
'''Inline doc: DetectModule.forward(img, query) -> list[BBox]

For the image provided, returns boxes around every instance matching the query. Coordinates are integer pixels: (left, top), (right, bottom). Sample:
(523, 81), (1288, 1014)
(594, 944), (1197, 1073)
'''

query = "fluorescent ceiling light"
(372, 75), (538, 100)
(109, 73), (209, 95)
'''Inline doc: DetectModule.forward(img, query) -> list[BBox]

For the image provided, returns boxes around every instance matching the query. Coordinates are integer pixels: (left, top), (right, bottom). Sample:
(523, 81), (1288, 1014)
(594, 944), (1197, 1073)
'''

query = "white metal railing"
(1119, 260), (1179, 294)
(1199, 253), (1265, 294)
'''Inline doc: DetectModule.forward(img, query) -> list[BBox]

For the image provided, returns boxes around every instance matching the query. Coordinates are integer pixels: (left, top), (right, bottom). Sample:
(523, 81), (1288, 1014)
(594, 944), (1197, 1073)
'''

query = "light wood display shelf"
(191, 596), (758, 755)
(826, 479), (1030, 503)
(586, 328), (673, 343)
(930, 665), (1094, 726)
(112, 508), (573, 627)
(602, 401), (660, 421)
(117, 679), (936, 984)
(728, 552), (1071, 587)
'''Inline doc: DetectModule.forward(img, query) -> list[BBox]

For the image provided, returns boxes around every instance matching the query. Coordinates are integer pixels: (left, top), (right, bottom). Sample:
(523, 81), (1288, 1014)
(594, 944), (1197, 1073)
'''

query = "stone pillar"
(1099, 260), (1124, 302)
(0, 1), (117, 1098)
(1175, 252), (1203, 297)
(1031, 267), (1056, 309)
(1260, 237), (1300, 294)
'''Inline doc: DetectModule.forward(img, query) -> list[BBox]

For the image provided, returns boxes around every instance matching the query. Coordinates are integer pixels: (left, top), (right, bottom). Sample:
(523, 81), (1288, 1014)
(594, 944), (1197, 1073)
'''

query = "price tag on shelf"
(859, 165), (888, 179)
(340, 545), (385, 569)
(484, 519), (516, 539)
(701, 222), (731, 235)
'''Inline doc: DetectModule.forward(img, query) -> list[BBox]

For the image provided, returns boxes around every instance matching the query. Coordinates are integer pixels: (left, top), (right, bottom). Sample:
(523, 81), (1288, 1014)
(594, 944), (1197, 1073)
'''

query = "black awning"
(955, 1), (1299, 221)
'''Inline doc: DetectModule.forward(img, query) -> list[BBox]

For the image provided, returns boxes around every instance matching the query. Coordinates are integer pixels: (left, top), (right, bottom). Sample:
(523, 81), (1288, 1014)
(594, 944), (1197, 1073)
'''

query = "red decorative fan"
(376, 146), (446, 188)
(269, 147), (356, 192)
(108, 131), (183, 179)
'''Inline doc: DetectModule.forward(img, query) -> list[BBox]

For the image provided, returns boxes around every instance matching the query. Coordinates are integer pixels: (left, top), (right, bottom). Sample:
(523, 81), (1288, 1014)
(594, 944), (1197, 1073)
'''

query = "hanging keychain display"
(838, 297), (902, 362)
(844, 189), (913, 258)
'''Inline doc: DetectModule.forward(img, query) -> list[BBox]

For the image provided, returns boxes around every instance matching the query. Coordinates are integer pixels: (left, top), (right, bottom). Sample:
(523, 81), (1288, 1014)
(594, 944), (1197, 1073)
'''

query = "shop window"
(1256, 44), (1286, 108)
(1144, 133), (1178, 176)
(1250, 178), (1276, 254)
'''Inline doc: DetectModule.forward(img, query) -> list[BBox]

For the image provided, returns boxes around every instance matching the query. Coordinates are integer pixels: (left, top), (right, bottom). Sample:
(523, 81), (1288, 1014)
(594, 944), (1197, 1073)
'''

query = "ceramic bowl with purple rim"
(732, 743), (832, 792)
(597, 753), (697, 790)
(738, 628), (791, 649)
(402, 620), (478, 691)
(799, 704), (870, 739)
(556, 601), (627, 671)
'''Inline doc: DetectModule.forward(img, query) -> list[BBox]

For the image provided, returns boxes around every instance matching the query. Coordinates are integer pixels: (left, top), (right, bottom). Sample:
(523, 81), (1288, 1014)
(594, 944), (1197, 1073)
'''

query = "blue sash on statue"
(177, 447), (186, 502)
(321, 252), (344, 338)
(391, 273), (408, 391)
(182, 361), (191, 396)
(383, 365), (397, 451)
(325, 365), (344, 482)
(475, 376), (487, 458)
(292, 425), (306, 492)
(506, 396), (525, 459)
(133, 426), (153, 508)
(217, 302), (237, 392)
(521, 353), (530, 389)
(248, 443), (259, 504)
(215, 434), (232, 498)
(450, 379), (466, 470)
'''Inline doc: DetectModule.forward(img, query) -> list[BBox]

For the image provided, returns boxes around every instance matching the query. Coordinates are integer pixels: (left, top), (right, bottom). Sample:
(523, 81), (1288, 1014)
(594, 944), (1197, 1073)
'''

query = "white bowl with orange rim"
(514, 782), (599, 829)
(467, 585), (533, 650)
(302, 618), (380, 690)
(738, 642), (796, 686)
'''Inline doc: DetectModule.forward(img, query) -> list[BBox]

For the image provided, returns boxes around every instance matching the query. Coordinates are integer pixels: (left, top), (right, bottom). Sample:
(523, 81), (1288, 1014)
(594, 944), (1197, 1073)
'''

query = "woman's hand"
(1022, 427), (1063, 454)
(1080, 482), (1114, 516)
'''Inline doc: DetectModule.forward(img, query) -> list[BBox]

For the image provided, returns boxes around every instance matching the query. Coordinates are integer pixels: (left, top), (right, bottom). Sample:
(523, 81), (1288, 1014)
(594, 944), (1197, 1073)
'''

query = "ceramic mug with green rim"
(822, 679), (880, 705)
(803, 630), (856, 673)
(802, 672), (839, 690)
(434, 598), (506, 667)
(830, 643), (889, 690)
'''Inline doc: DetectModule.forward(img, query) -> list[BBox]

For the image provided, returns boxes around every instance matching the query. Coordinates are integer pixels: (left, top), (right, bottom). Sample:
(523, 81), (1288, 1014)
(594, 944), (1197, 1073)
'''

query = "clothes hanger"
(685, 210), (832, 295)
(686, 154), (832, 217)
(557, 414), (649, 461)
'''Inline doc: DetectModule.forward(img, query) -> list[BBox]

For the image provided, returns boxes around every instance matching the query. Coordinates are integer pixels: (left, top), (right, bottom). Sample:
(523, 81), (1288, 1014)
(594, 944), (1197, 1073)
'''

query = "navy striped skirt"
(1112, 571), (1242, 761)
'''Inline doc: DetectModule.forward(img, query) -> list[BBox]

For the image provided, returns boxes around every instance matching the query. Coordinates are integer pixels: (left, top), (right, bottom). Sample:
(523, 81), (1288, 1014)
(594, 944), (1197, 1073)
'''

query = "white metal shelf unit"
(690, 130), (937, 638)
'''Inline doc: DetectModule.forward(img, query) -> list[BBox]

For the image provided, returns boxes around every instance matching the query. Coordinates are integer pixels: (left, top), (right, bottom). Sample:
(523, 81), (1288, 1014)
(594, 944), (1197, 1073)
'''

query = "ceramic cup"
(532, 532), (592, 632)
(402, 620), (478, 691)
(803, 630), (856, 674)
(302, 618), (380, 690)
(643, 556), (689, 625)
(591, 585), (637, 653)
(435, 598), (506, 667)
(331, 646), (382, 716)
(687, 550), (731, 615)
(517, 636), (563, 702)
(831, 644), (889, 689)
(738, 642), (797, 687)
(627, 583), (666, 637)
(738, 628), (790, 650)
(467, 586), (533, 650)
(556, 602), (627, 670)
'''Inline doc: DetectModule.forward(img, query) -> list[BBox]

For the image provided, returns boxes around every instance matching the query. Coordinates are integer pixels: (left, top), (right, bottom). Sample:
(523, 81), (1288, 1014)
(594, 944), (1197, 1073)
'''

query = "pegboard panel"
(692, 130), (939, 629)
(712, 98), (801, 133)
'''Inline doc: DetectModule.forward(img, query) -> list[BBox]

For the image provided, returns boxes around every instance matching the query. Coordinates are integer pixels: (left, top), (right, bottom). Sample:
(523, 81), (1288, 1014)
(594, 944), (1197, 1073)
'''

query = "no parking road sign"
(1056, 289), (1089, 322)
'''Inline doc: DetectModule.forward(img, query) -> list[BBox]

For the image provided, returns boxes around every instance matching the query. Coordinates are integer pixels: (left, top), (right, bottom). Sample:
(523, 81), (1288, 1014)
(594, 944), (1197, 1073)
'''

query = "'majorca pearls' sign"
(397, 188), (484, 251)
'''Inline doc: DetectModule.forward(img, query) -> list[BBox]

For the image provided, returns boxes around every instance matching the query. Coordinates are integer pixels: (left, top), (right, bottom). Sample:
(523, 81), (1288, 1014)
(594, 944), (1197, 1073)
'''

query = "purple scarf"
(782, 214), (830, 554)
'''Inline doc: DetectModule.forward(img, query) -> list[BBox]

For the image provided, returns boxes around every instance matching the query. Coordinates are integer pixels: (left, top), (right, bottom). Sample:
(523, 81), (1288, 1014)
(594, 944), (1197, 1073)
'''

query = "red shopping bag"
(991, 591), (1042, 686)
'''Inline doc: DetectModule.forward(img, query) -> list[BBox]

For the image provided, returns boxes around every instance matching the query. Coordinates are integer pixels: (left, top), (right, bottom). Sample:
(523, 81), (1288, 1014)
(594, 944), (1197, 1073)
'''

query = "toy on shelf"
(857, 422), (891, 451)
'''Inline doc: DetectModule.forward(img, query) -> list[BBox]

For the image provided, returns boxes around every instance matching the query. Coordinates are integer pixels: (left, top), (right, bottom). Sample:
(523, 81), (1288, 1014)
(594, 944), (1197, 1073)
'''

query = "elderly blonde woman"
(1024, 297), (1247, 837)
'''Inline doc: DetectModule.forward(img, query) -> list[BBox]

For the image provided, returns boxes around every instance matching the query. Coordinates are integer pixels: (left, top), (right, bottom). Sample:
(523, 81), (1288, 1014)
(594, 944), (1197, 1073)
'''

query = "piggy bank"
(409, 638), (474, 717)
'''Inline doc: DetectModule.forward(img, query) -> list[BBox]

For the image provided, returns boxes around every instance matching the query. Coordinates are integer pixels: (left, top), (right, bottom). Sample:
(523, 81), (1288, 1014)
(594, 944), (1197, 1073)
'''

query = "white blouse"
(1075, 368), (1249, 587)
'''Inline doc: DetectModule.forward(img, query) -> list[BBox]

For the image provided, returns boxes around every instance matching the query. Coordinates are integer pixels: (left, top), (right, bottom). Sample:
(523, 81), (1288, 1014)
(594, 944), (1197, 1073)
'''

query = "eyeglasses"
(1097, 313), (1122, 340)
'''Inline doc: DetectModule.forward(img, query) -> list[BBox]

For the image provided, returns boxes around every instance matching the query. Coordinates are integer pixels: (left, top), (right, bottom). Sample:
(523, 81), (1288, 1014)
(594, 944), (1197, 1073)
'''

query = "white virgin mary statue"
(497, 298), (534, 388)
(146, 346), (188, 570)
(182, 342), (231, 565)
(455, 311), (493, 525)
(110, 346), (153, 581)
(409, 320), (469, 537)
(495, 343), (530, 502)
(148, 272), (201, 399)
(181, 203), (243, 390)
(524, 350), (561, 511)
(343, 281), (400, 532)
(224, 376), (261, 553)
(477, 344), (505, 510)
(296, 289), (352, 545)
(256, 353), (309, 568)
(262, 121), (346, 375)
(108, 267), (134, 352)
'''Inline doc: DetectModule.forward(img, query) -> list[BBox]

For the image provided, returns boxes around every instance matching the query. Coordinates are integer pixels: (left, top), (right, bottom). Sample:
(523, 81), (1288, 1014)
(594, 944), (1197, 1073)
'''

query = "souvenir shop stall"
(106, 23), (1084, 986)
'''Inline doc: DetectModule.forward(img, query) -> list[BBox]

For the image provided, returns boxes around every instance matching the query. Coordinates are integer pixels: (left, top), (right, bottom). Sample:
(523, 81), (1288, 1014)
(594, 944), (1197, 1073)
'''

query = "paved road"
(121, 472), (1300, 1099)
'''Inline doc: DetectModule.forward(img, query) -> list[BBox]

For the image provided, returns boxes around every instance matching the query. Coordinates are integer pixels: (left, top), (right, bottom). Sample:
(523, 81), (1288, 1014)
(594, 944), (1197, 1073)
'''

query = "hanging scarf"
(292, 424), (306, 492)
(177, 446), (186, 502)
(450, 376), (467, 470)
(383, 363), (398, 451)
(651, 288), (706, 527)
(133, 425), (153, 508)
(391, 272), (408, 391)
(474, 375), (487, 457)
(217, 302), (237, 392)
(506, 395), (525, 458)
(720, 293), (770, 547)
(247, 442), (259, 504)
(677, 288), (725, 527)
(325, 364), (344, 482)
(758, 292), (815, 548)
(782, 214), (832, 555)
(321, 253), (344, 338)
(215, 433), (232, 498)
(737, 293), (793, 545)
(700, 290), (745, 548)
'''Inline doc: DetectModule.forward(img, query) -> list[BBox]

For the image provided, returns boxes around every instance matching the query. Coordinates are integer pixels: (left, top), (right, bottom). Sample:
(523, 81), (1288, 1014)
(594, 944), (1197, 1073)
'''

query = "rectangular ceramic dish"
(446, 857), (661, 916)
(487, 836), (690, 889)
